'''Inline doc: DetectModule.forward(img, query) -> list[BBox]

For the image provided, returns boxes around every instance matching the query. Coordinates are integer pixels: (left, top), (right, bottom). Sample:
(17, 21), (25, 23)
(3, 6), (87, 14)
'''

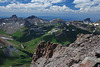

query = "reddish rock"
(73, 57), (100, 67)
(32, 41), (58, 63)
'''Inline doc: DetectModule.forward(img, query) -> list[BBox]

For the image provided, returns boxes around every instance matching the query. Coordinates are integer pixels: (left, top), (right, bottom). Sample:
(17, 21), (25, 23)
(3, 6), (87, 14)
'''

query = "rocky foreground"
(30, 34), (100, 67)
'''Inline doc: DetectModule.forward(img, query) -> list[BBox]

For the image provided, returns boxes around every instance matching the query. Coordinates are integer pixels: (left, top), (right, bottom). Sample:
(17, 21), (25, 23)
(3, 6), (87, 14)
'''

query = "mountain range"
(0, 15), (100, 67)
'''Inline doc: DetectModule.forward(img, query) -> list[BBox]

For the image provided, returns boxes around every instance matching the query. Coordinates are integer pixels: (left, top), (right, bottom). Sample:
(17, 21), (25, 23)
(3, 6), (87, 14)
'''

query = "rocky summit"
(30, 34), (100, 67)
(83, 18), (92, 23)
(10, 15), (17, 19)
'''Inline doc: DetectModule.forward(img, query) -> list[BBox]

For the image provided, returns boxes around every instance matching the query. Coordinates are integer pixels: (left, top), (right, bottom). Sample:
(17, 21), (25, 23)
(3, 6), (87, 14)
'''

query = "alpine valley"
(0, 15), (100, 67)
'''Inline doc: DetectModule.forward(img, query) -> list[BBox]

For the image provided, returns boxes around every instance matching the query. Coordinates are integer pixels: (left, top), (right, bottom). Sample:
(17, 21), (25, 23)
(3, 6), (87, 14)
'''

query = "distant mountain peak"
(26, 15), (37, 19)
(10, 15), (17, 18)
(84, 18), (91, 22)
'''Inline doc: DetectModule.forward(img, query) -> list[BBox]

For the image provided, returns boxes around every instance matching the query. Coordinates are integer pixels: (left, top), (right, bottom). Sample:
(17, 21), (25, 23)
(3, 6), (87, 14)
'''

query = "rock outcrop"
(31, 41), (58, 64)
(30, 34), (100, 67)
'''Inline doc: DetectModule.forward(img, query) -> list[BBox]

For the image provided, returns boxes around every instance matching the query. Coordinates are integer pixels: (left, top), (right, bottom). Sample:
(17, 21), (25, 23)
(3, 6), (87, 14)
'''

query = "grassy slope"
(22, 25), (92, 53)
(0, 26), (57, 67)
(0, 27), (32, 67)
(0, 24), (95, 67)
(0, 29), (7, 35)
(0, 48), (31, 67)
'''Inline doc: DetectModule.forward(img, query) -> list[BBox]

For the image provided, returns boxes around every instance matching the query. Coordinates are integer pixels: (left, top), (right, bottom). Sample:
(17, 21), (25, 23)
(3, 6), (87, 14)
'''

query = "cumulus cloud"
(0, 2), (52, 13)
(73, 0), (90, 4)
(49, 5), (74, 13)
(0, 0), (17, 3)
(73, 0), (100, 13)
(0, 0), (9, 3)
(0, 0), (73, 14)
(0, 0), (100, 14)
(0, 0), (75, 14)
(31, 0), (64, 3)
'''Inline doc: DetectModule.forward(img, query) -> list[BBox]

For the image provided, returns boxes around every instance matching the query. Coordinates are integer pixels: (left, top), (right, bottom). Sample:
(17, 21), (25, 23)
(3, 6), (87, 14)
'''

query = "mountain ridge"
(0, 15), (100, 67)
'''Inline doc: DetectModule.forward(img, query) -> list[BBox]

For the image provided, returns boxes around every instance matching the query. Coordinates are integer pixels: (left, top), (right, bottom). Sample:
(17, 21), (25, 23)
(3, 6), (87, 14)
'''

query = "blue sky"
(0, 0), (100, 21)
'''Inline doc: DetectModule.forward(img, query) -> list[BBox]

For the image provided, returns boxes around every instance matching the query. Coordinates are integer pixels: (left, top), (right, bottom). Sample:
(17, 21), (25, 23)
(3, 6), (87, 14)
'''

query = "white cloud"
(73, 0), (90, 4)
(0, 2), (51, 13)
(0, 0), (76, 14)
(1, 0), (100, 14)
(49, 5), (74, 13)
(0, 0), (18, 3)
(31, 0), (64, 3)
(0, 2), (73, 14)
(73, 0), (100, 13)
(0, 0), (72, 13)
(0, 0), (9, 3)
